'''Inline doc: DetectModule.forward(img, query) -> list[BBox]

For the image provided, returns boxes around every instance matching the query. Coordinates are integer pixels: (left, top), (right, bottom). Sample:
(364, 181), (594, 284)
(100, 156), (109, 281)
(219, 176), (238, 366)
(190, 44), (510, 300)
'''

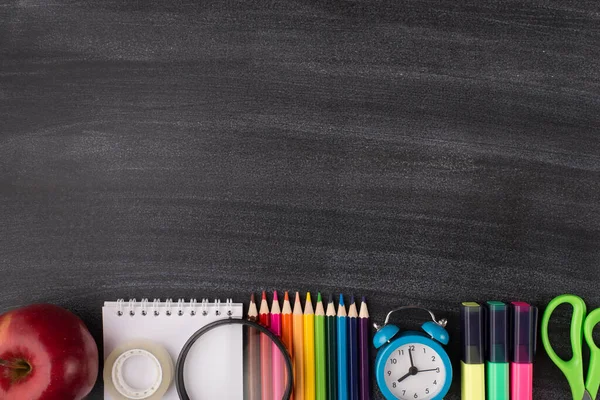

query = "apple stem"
(0, 358), (31, 371)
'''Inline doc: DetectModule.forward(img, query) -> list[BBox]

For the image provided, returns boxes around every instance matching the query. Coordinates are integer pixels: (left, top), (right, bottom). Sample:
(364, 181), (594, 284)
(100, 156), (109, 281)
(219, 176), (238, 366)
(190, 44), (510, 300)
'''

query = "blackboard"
(1, 0), (599, 398)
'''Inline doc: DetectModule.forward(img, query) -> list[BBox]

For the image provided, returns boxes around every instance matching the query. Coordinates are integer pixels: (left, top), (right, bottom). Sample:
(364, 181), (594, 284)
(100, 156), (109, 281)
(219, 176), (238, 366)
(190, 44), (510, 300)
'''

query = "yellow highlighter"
(461, 302), (486, 400)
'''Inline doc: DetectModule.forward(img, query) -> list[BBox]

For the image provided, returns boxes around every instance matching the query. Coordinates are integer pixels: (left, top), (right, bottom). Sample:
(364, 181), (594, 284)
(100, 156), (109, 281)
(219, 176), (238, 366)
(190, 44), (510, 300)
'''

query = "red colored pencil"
(282, 292), (294, 400)
(271, 291), (284, 400)
(259, 291), (272, 400)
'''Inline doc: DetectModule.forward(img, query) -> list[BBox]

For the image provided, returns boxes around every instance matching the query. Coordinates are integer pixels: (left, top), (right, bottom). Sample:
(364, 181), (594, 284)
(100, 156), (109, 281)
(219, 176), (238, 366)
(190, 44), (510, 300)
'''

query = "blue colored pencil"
(348, 297), (359, 400)
(337, 294), (349, 400)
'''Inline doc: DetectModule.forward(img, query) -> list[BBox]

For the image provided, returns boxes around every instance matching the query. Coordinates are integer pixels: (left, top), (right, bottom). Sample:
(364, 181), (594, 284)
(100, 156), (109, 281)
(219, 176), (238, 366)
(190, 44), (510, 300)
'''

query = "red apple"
(0, 304), (98, 400)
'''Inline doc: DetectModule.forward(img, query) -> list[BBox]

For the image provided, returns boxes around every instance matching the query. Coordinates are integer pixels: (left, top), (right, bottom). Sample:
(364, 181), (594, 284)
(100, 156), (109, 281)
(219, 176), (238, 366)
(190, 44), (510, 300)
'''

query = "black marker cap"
(461, 302), (484, 364)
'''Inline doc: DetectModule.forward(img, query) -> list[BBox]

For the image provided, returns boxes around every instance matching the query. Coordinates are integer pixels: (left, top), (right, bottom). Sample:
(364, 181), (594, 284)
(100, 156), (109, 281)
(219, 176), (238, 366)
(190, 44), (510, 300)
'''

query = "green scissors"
(541, 294), (600, 400)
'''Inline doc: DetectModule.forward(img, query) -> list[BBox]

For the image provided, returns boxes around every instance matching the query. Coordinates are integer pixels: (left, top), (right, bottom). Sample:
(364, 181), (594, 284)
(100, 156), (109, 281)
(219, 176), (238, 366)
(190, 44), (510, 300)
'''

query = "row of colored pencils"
(245, 291), (370, 400)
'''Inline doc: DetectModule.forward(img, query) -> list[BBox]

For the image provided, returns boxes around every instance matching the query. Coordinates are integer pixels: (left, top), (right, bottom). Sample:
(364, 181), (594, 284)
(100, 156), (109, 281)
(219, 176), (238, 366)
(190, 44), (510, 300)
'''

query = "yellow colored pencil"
(304, 292), (316, 400)
(293, 292), (305, 400)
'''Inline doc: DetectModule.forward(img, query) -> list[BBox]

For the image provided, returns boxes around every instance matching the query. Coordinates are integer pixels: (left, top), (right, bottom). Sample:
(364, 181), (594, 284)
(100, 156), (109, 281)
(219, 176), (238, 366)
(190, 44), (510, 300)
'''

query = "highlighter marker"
(510, 302), (538, 400)
(461, 302), (486, 400)
(485, 301), (509, 400)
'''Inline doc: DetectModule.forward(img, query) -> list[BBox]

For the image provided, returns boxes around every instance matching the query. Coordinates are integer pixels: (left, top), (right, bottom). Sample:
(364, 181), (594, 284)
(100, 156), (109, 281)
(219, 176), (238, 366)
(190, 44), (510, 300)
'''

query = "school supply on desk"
(337, 295), (349, 400)
(358, 298), (371, 400)
(271, 292), (285, 400)
(175, 309), (293, 400)
(460, 302), (485, 400)
(314, 294), (327, 400)
(102, 298), (243, 400)
(373, 306), (452, 400)
(260, 292), (273, 400)
(293, 293), (306, 400)
(484, 301), (509, 400)
(282, 292), (294, 400)
(541, 294), (600, 400)
(326, 296), (338, 400)
(348, 297), (360, 400)
(252, 291), (372, 400)
(245, 294), (261, 400)
(509, 302), (538, 400)
(304, 292), (316, 400)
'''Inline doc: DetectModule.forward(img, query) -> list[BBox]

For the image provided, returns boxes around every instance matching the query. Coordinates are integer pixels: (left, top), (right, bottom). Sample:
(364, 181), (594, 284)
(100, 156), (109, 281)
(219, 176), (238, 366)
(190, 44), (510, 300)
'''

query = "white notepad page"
(103, 299), (243, 400)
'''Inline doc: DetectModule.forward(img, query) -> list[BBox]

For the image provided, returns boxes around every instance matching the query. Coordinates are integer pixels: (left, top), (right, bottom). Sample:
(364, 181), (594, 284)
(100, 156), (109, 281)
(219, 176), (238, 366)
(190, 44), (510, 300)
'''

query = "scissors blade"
(582, 390), (593, 400)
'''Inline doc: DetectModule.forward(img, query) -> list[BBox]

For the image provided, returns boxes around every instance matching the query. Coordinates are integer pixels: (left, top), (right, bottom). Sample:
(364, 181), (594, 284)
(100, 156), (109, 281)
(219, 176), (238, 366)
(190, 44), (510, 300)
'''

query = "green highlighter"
(485, 301), (510, 400)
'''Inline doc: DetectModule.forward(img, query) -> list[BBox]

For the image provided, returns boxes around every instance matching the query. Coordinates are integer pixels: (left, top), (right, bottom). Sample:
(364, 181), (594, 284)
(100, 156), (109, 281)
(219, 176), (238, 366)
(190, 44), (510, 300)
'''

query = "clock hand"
(397, 371), (412, 383)
(408, 348), (415, 368)
(418, 368), (439, 372)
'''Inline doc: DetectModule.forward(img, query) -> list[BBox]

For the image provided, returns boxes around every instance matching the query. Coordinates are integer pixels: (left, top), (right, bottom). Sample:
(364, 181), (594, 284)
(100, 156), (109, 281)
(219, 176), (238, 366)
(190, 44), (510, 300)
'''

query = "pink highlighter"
(510, 302), (538, 400)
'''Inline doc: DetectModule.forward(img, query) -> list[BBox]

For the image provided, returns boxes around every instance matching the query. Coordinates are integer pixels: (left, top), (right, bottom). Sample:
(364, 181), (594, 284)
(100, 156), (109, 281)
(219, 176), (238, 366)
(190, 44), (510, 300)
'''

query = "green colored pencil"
(315, 293), (327, 400)
(326, 294), (338, 400)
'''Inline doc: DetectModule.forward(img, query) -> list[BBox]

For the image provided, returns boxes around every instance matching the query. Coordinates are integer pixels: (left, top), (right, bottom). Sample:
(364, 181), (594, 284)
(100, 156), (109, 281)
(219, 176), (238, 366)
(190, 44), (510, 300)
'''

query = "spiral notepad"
(103, 298), (243, 400)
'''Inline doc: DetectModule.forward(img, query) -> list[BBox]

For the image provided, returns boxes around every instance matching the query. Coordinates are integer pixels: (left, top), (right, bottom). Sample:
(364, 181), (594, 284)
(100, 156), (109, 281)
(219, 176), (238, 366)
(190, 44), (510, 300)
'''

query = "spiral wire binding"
(113, 298), (232, 317)
(128, 299), (136, 316)
(116, 299), (124, 316)
(226, 299), (233, 316)
(165, 299), (173, 316)
(153, 299), (160, 316)
(141, 298), (148, 316)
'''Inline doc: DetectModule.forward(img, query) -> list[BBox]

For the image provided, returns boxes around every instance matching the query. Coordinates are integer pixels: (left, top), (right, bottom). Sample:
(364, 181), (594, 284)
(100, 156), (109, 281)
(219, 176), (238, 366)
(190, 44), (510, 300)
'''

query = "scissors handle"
(541, 294), (586, 400)
(584, 308), (600, 399)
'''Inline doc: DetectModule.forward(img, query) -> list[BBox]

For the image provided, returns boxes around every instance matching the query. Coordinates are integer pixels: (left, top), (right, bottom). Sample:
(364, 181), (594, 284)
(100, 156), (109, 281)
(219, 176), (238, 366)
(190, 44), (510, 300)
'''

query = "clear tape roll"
(104, 340), (173, 400)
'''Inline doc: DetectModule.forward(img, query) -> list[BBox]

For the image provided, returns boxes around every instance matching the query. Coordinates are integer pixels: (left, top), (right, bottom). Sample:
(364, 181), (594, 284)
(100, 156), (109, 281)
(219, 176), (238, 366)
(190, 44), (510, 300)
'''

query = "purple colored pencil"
(358, 297), (370, 400)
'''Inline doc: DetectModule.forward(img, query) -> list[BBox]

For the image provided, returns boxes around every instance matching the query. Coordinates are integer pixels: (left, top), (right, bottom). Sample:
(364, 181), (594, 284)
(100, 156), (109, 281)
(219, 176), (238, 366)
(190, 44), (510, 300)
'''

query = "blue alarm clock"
(373, 306), (453, 400)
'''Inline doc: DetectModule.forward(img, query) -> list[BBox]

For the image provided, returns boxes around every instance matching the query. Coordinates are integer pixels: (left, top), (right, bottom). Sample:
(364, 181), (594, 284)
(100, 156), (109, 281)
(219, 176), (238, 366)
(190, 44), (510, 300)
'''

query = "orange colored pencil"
(259, 291), (272, 400)
(282, 291), (294, 400)
(293, 292), (305, 400)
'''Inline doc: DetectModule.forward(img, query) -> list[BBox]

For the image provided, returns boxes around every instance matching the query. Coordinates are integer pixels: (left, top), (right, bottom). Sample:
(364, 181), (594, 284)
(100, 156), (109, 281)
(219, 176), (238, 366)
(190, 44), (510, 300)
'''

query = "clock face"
(383, 342), (447, 400)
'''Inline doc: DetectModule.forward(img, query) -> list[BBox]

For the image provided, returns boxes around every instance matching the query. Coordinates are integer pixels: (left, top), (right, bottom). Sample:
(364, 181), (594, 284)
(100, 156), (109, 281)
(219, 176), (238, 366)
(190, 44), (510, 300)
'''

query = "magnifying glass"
(176, 319), (293, 400)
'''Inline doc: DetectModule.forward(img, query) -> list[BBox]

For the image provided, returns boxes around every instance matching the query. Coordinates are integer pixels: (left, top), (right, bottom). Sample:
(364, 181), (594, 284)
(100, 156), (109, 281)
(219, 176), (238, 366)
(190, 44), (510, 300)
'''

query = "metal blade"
(582, 390), (593, 400)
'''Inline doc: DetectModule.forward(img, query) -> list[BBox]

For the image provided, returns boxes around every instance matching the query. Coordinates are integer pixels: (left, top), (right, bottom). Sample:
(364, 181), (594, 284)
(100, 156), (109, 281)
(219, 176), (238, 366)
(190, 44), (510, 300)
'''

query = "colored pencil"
(245, 293), (261, 400)
(348, 297), (359, 400)
(326, 295), (338, 400)
(358, 297), (370, 400)
(304, 292), (316, 400)
(271, 291), (284, 400)
(315, 293), (327, 400)
(259, 291), (272, 400)
(282, 292), (294, 400)
(337, 295), (349, 400)
(293, 292), (305, 400)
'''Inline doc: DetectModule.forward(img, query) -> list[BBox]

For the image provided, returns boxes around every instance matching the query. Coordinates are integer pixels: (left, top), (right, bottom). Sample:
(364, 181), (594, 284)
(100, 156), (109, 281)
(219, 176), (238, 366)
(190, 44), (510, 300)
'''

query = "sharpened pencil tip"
(306, 292), (312, 302)
(350, 295), (355, 304)
(362, 296), (366, 303)
(295, 292), (301, 303)
(261, 291), (267, 300)
(250, 293), (255, 303)
(284, 291), (289, 301)
(273, 290), (278, 301)
(339, 294), (345, 306)
(329, 293), (334, 303)
(317, 292), (322, 302)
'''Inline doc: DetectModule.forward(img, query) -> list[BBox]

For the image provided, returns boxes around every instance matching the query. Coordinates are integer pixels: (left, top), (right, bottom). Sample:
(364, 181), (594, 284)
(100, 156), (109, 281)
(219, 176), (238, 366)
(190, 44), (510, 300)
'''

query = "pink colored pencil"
(271, 291), (284, 400)
(259, 291), (273, 400)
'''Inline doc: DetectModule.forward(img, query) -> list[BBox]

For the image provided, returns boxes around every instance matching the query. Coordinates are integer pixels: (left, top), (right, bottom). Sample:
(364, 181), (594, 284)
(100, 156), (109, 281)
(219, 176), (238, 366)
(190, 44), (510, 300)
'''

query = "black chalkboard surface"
(1, 0), (599, 398)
